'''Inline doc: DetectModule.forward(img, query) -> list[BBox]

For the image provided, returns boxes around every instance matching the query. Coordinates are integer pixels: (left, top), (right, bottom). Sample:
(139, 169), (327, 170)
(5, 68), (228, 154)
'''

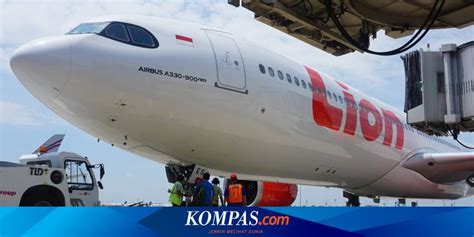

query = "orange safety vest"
(228, 184), (243, 203)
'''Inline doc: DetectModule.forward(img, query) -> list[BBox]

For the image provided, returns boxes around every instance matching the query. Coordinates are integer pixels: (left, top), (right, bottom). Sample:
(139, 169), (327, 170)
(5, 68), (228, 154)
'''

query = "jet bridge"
(229, 0), (474, 56)
(403, 41), (474, 136)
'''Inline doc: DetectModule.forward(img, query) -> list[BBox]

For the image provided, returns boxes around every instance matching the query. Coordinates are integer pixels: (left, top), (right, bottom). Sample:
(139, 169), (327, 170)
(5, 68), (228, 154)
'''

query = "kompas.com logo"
(185, 210), (290, 226)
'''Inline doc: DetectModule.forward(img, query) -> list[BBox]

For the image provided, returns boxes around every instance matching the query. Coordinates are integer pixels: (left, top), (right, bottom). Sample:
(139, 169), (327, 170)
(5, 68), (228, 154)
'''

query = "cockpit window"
(127, 25), (156, 47)
(105, 23), (130, 42)
(68, 22), (109, 35)
(67, 21), (159, 49)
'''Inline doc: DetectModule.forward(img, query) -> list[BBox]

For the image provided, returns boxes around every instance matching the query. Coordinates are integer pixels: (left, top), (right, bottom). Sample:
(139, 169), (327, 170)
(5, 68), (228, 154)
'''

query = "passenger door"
(205, 30), (247, 94)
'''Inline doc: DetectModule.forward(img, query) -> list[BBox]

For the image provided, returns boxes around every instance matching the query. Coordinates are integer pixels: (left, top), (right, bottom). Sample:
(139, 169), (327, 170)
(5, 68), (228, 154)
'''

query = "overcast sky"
(1, 0), (473, 206)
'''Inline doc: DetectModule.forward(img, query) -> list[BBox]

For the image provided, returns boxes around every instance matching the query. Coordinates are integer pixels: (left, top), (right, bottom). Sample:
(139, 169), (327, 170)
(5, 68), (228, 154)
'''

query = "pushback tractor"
(0, 134), (105, 206)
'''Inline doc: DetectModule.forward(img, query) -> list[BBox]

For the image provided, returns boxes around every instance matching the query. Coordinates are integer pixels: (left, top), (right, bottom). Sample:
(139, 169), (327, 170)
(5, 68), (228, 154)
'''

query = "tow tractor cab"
(17, 151), (105, 206)
(0, 134), (105, 206)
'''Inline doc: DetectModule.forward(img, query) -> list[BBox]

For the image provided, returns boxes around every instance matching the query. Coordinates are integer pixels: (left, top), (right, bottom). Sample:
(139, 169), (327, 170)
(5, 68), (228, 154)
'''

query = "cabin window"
(278, 70), (284, 80)
(259, 64), (266, 74)
(301, 80), (307, 89)
(314, 86), (321, 94)
(286, 73), (292, 83)
(268, 67), (275, 77)
(294, 76), (300, 86)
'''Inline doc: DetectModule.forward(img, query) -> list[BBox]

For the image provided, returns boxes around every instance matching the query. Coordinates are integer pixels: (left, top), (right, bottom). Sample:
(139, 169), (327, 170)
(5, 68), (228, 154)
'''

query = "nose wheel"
(343, 191), (360, 207)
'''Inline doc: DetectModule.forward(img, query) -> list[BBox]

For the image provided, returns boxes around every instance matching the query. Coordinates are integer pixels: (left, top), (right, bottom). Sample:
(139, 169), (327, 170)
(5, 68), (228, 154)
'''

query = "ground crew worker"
(199, 172), (214, 206)
(191, 177), (203, 206)
(224, 173), (247, 206)
(184, 186), (192, 207)
(168, 175), (185, 207)
(211, 178), (224, 207)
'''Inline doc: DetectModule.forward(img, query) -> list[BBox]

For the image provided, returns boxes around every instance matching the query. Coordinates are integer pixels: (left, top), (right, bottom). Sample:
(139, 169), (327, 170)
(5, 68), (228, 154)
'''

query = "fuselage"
(10, 15), (471, 199)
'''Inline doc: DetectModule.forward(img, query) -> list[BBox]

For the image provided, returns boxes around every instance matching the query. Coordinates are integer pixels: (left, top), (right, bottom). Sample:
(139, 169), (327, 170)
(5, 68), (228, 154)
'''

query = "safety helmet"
(230, 173), (237, 180)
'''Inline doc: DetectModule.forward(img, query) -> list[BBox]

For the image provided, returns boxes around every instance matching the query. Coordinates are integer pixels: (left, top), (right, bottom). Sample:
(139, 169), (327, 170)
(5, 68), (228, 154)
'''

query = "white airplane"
(10, 15), (474, 206)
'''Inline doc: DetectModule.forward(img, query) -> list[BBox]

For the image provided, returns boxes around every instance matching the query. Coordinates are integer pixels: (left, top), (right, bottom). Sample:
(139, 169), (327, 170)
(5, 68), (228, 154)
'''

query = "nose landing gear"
(343, 191), (360, 207)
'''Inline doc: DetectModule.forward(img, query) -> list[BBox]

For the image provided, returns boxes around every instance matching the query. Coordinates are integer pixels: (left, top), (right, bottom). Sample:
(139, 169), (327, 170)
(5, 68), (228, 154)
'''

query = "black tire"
(20, 192), (61, 207)
(32, 200), (53, 207)
(19, 185), (65, 207)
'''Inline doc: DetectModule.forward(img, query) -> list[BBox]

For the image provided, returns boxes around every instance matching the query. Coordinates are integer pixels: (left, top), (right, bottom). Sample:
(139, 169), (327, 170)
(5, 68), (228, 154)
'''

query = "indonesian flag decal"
(175, 34), (194, 47)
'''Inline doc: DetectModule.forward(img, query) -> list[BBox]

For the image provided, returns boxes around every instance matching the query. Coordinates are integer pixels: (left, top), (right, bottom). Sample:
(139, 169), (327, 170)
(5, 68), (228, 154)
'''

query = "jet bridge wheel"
(467, 175), (474, 187)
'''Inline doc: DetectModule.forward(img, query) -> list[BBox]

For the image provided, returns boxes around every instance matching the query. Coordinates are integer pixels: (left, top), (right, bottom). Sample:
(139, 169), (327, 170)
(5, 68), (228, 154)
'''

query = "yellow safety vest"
(212, 185), (220, 205)
(169, 181), (183, 206)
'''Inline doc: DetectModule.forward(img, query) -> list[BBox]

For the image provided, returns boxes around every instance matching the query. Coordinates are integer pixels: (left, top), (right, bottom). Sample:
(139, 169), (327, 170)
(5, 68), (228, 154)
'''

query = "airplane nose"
(10, 36), (71, 97)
